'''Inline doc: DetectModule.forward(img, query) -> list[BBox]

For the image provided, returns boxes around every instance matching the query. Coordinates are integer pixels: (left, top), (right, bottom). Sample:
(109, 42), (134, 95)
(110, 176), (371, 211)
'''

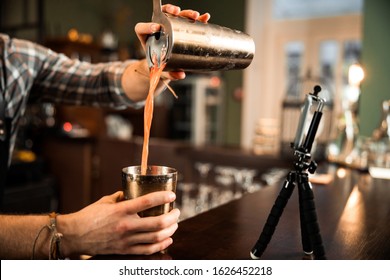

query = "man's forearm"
(0, 215), (52, 259)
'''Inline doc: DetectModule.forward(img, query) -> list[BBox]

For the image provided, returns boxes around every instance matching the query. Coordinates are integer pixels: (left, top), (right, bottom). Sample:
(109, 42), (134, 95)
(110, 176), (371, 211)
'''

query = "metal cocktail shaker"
(146, 0), (255, 71)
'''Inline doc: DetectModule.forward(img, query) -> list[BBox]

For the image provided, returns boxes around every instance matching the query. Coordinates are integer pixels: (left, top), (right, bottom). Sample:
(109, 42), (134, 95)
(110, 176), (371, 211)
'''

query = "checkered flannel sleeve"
(10, 36), (138, 109)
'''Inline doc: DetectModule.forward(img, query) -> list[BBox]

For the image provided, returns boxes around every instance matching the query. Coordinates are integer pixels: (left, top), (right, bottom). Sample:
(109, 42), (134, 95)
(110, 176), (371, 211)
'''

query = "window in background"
(342, 40), (362, 90)
(285, 41), (305, 100)
(319, 40), (339, 102)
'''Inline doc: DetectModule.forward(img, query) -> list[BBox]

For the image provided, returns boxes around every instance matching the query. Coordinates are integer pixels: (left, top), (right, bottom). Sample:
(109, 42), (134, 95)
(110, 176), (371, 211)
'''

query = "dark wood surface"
(94, 165), (390, 260)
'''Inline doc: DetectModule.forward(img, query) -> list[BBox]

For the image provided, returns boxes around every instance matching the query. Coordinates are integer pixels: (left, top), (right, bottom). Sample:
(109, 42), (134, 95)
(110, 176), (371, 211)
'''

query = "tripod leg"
(298, 176), (326, 260)
(298, 174), (313, 255)
(250, 178), (295, 259)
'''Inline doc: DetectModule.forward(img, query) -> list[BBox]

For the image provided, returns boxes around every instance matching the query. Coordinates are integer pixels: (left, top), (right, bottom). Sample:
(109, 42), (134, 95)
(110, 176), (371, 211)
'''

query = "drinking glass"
(122, 165), (177, 217)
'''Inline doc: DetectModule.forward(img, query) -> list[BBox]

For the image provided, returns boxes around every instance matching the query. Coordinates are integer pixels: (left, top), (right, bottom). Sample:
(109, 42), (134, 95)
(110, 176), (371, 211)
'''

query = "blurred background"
(1, 0), (389, 217)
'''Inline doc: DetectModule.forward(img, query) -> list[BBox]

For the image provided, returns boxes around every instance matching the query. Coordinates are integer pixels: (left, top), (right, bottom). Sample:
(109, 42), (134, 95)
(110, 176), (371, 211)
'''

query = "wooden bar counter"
(94, 166), (390, 260)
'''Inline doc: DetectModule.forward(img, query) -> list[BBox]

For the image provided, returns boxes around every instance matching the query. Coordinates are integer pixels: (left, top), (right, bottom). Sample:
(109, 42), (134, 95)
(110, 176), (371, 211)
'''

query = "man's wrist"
(56, 213), (77, 258)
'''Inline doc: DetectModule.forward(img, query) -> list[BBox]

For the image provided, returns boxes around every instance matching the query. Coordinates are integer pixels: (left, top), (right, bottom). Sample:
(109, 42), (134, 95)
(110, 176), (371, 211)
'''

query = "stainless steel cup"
(146, 0), (255, 72)
(122, 165), (177, 217)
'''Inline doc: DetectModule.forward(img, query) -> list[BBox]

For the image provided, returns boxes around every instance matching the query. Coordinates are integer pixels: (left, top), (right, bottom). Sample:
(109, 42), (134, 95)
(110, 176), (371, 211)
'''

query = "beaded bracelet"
(32, 212), (64, 260)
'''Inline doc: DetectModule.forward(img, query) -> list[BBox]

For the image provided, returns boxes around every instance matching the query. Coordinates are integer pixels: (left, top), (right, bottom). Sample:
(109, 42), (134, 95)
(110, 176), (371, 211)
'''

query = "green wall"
(359, 0), (390, 136)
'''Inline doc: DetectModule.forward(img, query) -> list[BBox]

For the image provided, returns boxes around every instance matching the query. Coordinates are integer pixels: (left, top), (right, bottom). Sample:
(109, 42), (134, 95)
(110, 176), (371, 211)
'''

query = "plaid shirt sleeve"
(2, 34), (140, 110)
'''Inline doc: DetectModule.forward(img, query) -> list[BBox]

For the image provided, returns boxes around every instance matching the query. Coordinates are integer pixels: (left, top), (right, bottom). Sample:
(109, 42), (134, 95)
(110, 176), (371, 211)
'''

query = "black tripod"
(250, 86), (326, 260)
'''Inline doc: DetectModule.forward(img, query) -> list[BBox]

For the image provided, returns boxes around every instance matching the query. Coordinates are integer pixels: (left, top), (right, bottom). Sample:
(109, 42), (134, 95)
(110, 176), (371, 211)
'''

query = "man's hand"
(134, 4), (211, 80)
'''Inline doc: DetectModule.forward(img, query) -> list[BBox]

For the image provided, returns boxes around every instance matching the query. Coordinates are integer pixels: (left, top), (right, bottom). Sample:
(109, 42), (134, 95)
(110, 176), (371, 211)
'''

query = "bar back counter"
(93, 166), (390, 260)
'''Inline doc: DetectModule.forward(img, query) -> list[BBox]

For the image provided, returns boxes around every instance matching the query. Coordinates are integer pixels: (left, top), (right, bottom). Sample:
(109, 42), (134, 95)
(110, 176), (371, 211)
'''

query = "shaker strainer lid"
(146, 31), (170, 68)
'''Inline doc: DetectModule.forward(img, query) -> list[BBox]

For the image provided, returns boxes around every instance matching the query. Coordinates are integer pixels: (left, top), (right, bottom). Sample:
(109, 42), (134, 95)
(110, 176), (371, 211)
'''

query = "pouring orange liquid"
(141, 59), (166, 175)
